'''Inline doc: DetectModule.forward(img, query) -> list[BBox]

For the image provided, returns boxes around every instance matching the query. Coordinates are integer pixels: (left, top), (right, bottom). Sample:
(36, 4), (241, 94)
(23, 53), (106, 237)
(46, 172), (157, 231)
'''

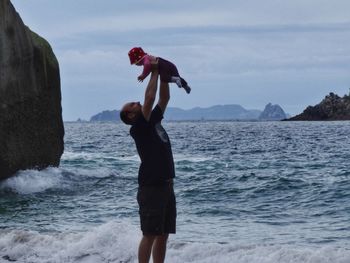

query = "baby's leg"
(170, 76), (182, 88)
(170, 76), (191, 94)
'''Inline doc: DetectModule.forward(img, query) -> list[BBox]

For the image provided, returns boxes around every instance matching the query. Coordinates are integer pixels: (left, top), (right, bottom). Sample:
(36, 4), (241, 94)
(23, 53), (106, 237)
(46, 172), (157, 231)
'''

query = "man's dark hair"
(120, 110), (134, 125)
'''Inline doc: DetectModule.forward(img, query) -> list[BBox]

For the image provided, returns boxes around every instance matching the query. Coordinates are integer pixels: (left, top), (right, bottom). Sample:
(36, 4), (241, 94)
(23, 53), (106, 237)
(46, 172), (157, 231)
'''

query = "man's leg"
(152, 234), (169, 263)
(138, 235), (156, 263)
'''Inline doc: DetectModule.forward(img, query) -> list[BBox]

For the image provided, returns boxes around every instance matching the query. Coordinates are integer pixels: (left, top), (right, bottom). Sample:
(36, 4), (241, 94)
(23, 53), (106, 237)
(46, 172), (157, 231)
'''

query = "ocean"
(1, 121), (350, 263)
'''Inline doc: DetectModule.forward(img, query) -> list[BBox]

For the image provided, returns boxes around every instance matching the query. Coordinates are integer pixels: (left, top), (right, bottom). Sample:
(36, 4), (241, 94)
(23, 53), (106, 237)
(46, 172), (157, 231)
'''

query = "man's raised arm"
(157, 82), (170, 114)
(142, 70), (159, 121)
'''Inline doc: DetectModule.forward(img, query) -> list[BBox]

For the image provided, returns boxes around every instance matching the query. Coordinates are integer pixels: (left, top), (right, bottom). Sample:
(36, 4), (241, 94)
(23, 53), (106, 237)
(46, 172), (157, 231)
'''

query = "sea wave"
(0, 221), (349, 263)
(0, 168), (65, 195)
(0, 221), (139, 263)
(62, 151), (140, 163)
(174, 154), (213, 163)
(0, 166), (125, 195)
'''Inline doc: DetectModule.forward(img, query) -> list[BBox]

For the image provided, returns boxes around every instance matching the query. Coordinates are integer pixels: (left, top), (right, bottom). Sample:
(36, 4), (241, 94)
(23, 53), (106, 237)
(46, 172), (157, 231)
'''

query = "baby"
(128, 47), (191, 94)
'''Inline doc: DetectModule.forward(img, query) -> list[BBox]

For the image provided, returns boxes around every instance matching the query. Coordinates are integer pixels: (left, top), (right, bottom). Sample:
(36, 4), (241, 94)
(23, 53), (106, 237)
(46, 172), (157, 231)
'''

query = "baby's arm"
(138, 56), (152, 82)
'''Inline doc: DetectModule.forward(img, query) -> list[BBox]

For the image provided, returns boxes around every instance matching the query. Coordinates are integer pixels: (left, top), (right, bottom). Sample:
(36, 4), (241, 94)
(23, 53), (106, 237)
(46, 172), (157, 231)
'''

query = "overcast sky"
(11, 0), (350, 121)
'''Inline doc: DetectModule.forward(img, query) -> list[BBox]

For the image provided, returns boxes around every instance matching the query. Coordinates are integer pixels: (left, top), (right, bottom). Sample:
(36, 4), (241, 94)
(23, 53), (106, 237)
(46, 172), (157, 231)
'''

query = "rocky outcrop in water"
(259, 103), (287, 121)
(287, 92), (350, 121)
(0, 0), (64, 180)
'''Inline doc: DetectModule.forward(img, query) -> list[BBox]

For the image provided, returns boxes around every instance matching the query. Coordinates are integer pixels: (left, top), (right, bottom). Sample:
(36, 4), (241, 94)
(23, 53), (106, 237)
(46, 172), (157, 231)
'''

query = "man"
(120, 69), (176, 263)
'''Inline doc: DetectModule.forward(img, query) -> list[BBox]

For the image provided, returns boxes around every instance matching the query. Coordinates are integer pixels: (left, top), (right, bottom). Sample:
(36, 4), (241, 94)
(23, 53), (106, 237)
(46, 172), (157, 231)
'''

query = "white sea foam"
(0, 166), (128, 195)
(166, 243), (350, 263)
(0, 221), (139, 263)
(0, 221), (349, 263)
(62, 151), (139, 162)
(174, 154), (212, 163)
(62, 151), (98, 161)
(68, 166), (119, 179)
(0, 168), (64, 194)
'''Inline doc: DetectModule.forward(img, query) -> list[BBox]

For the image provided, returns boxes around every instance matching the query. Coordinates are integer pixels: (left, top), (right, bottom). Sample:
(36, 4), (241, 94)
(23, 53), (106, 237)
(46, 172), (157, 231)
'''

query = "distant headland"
(88, 103), (288, 122)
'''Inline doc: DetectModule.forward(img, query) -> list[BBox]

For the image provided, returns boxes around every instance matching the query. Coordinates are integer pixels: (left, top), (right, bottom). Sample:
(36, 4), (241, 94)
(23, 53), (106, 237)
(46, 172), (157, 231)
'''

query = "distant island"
(259, 103), (288, 121)
(89, 103), (288, 122)
(164, 105), (261, 121)
(89, 91), (350, 122)
(286, 92), (350, 121)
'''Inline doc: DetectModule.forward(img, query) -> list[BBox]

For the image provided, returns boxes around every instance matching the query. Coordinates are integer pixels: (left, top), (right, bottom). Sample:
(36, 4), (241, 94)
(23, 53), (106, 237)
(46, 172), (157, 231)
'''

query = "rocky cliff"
(287, 92), (350, 121)
(0, 0), (64, 179)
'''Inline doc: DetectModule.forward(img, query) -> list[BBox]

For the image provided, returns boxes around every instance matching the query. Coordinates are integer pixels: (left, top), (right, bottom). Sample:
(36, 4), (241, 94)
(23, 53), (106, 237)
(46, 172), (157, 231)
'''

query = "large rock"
(0, 0), (64, 180)
(259, 103), (287, 121)
(287, 92), (350, 121)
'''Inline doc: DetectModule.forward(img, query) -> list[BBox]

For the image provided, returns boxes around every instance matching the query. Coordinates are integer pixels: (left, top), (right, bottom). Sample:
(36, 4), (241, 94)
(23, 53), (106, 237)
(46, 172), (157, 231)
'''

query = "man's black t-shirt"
(130, 105), (175, 186)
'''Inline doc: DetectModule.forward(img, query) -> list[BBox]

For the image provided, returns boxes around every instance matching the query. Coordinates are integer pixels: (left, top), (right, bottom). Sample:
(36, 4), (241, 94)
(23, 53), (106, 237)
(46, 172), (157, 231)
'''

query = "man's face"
(124, 102), (141, 113)
(122, 102), (142, 121)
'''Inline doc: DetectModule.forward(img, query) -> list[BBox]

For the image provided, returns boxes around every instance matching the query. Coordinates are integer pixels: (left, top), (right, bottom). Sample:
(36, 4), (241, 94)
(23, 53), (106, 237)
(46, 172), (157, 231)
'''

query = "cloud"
(55, 20), (350, 120)
(15, 0), (350, 40)
(10, 0), (350, 121)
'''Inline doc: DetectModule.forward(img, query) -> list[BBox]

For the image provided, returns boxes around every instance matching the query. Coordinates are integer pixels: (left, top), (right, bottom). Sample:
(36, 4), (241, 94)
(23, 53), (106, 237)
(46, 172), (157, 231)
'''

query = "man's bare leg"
(138, 235), (156, 263)
(152, 234), (169, 263)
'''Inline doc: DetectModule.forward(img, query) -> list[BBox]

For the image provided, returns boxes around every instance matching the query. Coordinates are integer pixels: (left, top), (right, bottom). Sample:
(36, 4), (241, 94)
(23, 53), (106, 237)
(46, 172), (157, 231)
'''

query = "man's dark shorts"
(137, 182), (176, 235)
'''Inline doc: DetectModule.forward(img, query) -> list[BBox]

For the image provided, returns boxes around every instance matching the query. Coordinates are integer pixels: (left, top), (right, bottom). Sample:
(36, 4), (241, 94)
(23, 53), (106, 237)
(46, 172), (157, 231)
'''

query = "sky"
(11, 0), (350, 121)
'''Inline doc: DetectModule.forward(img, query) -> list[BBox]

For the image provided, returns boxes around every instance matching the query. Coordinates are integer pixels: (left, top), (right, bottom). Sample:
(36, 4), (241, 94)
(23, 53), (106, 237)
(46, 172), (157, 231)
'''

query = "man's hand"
(138, 75), (144, 82)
